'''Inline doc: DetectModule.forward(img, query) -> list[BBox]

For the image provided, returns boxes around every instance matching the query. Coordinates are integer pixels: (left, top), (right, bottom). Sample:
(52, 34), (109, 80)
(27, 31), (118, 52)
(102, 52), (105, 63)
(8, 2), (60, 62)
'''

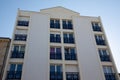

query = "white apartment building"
(2, 6), (120, 80)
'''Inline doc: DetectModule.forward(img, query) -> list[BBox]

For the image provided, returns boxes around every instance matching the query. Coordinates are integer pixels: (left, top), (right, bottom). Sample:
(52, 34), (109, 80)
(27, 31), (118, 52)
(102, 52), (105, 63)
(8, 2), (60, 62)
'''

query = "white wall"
(73, 16), (105, 80)
(22, 13), (49, 80)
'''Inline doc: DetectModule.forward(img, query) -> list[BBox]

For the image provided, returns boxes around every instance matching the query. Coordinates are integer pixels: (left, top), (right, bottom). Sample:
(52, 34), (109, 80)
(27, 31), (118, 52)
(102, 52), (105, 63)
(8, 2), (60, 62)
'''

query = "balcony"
(100, 55), (111, 62)
(65, 53), (77, 60)
(11, 51), (24, 58)
(63, 23), (73, 29)
(104, 73), (116, 80)
(66, 72), (79, 80)
(6, 71), (22, 80)
(50, 52), (62, 60)
(92, 26), (102, 32)
(50, 72), (63, 80)
(96, 39), (106, 45)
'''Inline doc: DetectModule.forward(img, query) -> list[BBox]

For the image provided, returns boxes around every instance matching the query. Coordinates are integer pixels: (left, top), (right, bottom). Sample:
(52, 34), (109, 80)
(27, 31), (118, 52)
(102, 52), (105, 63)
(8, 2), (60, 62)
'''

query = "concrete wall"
(22, 13), (49, 80)
(73, 16), (105, 80)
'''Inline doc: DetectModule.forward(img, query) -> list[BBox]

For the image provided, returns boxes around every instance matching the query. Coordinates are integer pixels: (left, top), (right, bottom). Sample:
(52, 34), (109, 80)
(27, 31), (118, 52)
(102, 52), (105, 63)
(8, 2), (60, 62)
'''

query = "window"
(64, 47), (77, 60)
(63, 33), (75, 43)
(7, 64), (23, 79)
(92, 22), (102, 32)
(103, 66), (116, 80)
(50, 64), (63, 80)
(66, 72), (79, 80)
(17, 21), (29, 26)
(11, 45), (25, 58)
(50, 47), (62, 60)
(95, 35), (106, 45)
(62, 20), (73, 29)
(50, 33), (61, 43)
(50, 19), (60, 29)
(98, 49), (110, 61)
(14, 34), (27, 41)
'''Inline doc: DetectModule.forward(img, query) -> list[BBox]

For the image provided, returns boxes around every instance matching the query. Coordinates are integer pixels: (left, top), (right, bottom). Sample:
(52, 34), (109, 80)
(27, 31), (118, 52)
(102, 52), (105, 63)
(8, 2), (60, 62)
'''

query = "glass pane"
(107, 67), (112, 73)
(10, 64), (16, 71)
(103, 67), (107, 73)
(50, 47), (55, 53)
(70, 48), (75, 54)
(20, 45), (25, 52)
(63, 34), (67, 38)
(98, 50), (102, 55)
(69, 34), (73, 38)
(56, 34), (60, 37)
(14, 45), (19, 51)
(62, 20), (66, 24)
(68, 20), (72, 24)
(50, 65), (55, 72)
(95, 23), (98, 26)
(98, 35), (103, 40)
(65, 48), (69, 53)
(57, 65), (62, 72)
(50, 20), (54, 23)
(56, 48), (61, 53)
(55, 20), (59, 23)
(50, 34), (54, 37)
(102, 50), (107, 55)
(17, 64), (23, 71)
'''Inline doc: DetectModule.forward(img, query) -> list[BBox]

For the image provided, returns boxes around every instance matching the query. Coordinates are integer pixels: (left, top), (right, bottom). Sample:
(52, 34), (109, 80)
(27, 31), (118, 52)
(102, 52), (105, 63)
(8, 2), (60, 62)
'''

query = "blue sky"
(0, 0), (120, 72)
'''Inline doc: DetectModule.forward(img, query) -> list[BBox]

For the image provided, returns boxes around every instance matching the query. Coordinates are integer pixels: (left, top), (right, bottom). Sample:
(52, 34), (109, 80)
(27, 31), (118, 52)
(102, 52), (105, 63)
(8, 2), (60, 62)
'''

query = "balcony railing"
(66, 72), (79, 80)
(96, 39), (106, 45)
(65, 53), (77, 60)
(100, 55), (111, 62)
(50, 52), (62, 60)
(104, 73), (116, 80)
(11, 51), (24, 58)
(92, 26), (102, 32)
(50, 72), (63, 80)
(6, 71), (22, 80)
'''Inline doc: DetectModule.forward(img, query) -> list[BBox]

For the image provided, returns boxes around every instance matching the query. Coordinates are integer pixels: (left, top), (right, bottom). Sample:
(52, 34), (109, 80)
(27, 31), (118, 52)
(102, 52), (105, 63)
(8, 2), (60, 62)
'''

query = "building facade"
(2, 6), (120, 80)
(0, 37), (11, 80)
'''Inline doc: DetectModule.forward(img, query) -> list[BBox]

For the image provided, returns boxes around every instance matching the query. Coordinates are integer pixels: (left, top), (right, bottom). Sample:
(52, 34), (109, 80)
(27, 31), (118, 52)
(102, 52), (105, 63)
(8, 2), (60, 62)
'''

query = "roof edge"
(40, 6), (80, 15)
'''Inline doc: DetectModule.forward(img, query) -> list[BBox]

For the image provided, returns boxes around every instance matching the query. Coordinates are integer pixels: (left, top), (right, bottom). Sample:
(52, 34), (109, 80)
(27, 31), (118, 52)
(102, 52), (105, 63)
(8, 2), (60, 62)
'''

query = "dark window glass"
(14, 34), (27, 41)
(10, 64), (16, 71)
(17, 64), (22, 71)
(50, 19), (60, 29)
(95, 35), (106, 45)
(65, 48), (77, 60)
(92, 22), (102, 32)
(66, 72), (79, 80)
(64, 33), (74, 44)
(14, 46), (19, 51)
(57, 65), (62, 72)
(99, 49), (110, 62)
(50, 47), (62, 60)
(50, 65), (55, 72)
(50, 34), (61, 43)
(17, 21), (29, 26)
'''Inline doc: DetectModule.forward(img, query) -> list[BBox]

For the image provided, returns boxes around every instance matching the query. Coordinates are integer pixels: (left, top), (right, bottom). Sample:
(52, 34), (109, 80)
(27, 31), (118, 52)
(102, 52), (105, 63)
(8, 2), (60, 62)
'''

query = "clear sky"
(0, 0), (120, 72)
